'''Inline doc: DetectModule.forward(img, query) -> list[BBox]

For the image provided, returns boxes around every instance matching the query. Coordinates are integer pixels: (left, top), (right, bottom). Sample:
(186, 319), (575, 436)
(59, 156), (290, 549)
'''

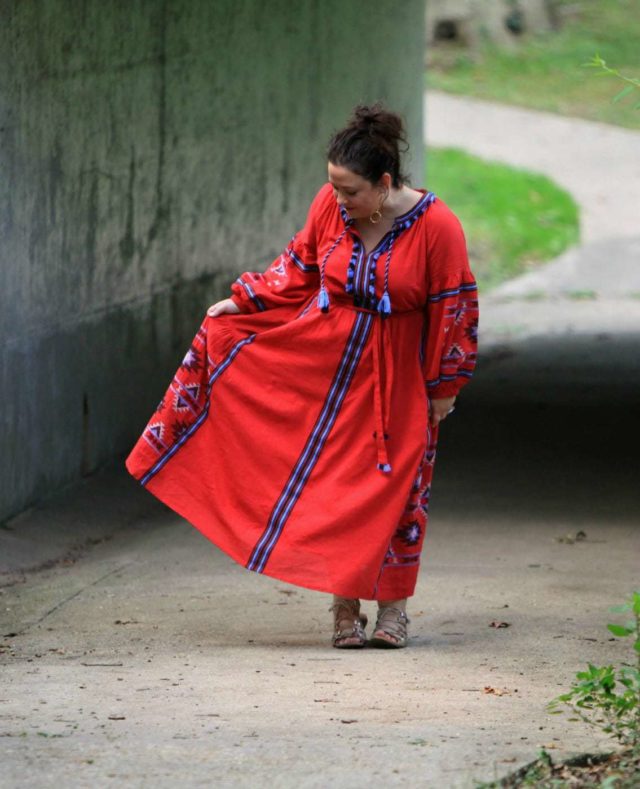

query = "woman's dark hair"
(327, 103), (409, 188)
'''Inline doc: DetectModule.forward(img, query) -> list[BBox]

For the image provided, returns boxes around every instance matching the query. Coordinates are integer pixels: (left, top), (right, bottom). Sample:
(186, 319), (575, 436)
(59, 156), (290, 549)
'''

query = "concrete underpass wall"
(0, 0), (425, 521)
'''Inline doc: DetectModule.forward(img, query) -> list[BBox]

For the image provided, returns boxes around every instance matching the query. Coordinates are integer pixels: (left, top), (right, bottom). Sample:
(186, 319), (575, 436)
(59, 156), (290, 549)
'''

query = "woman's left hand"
(429, 396), (457, 427)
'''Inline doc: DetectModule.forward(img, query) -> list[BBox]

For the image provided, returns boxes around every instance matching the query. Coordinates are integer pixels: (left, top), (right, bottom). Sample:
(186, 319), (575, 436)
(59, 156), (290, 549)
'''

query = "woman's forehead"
(327, 162), (369, 187)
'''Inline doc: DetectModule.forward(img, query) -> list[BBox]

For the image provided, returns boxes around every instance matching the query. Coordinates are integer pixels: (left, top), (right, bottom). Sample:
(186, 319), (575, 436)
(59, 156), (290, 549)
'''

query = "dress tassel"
(377, 291), (391, 318)
(317, 287), (330, 313)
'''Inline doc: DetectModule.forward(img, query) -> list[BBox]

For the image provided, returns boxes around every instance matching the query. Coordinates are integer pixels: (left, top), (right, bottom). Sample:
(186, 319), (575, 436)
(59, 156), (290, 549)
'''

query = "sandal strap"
(330, 598), (367, 645)
(374, 606), (409, 640)
(333, 618), (366, 640)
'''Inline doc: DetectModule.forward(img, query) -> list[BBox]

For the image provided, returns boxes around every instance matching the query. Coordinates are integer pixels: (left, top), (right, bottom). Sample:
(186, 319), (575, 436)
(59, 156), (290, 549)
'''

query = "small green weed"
(566, 289), (597, 301)
(584, 54), (640, 111)
(548, 591), (640, 751)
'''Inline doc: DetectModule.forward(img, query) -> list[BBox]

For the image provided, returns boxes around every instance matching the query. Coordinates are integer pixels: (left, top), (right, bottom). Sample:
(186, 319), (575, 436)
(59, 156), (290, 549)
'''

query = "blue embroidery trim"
(286, 244), (319, 273)
(427, 282), (478, 303)
(425, 369), (475, 389)
(236, 278), (267, 312)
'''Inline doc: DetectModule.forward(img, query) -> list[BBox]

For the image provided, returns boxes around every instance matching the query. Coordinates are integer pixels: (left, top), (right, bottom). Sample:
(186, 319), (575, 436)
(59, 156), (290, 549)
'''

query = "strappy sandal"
(369, 606), (410, 649)
(330, 598), (368, 649)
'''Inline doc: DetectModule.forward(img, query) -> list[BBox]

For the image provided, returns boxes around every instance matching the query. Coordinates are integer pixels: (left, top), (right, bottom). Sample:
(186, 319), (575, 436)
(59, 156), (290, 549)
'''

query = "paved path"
(2, 441), (639, 788)
(425, 91), (640, 244)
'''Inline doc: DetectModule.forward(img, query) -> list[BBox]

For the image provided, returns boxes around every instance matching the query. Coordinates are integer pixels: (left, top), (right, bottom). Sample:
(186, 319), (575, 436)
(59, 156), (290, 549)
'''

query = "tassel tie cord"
(317, 226), (349, 313)
(317, 225), (402, 474)
(376, 229), (398, 320)
(371, 315), (394, 474)
(372, 228), (401, 472)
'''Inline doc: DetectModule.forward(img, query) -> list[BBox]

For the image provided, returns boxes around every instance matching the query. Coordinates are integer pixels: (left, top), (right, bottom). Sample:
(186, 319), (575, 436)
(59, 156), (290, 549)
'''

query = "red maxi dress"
(125, 183), (479, 600)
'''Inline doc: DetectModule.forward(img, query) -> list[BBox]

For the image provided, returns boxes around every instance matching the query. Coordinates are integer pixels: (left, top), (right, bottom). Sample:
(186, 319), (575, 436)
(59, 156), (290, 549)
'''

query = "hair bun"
(350, 103), (404, 142)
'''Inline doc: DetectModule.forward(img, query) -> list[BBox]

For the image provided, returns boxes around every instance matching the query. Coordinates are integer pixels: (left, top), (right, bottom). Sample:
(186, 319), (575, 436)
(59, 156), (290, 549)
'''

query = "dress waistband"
(342, 303), (423, 318)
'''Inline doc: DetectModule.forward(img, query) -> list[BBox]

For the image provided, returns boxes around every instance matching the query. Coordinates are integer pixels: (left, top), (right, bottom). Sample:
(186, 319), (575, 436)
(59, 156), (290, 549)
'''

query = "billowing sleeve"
(229, 185), (331, 313)
(423, 202), (479, 400)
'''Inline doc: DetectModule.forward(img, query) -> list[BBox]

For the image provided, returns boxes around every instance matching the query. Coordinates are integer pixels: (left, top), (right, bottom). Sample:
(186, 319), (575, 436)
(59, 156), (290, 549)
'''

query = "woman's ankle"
(377, 598), (407, 613)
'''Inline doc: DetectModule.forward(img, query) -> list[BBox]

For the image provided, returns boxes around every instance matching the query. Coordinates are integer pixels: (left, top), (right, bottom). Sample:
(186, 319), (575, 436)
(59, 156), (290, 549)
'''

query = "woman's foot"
(370, 601), (409, 648)
(330, 597), (368, 648)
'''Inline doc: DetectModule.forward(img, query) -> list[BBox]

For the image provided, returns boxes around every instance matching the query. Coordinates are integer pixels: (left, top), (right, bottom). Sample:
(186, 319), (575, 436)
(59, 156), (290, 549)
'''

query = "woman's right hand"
(207, 298), (241, 318)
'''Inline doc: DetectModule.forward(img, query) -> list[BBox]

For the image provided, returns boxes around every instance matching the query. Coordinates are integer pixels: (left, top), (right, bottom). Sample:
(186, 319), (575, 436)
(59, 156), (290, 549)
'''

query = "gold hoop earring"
(369, 191), (387, 224)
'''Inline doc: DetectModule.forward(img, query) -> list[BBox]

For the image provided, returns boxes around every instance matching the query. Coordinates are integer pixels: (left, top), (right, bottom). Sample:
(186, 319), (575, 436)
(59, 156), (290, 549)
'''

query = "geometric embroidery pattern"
(139, 325), (256, 487)
(378, 421), (439, 577)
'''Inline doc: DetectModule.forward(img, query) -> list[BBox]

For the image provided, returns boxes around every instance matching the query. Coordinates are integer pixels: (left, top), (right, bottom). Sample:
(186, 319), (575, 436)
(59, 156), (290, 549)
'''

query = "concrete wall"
(0, 0), (425, 521)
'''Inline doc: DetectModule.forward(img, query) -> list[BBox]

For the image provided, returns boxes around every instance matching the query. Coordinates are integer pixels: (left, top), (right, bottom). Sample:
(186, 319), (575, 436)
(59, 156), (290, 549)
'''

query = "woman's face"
(327, 162), (387, 220)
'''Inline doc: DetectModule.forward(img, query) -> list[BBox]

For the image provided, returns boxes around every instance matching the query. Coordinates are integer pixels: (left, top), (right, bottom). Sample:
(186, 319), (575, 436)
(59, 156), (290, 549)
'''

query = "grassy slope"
(426, 148), (580, 291)
(426, 0), (640, 129)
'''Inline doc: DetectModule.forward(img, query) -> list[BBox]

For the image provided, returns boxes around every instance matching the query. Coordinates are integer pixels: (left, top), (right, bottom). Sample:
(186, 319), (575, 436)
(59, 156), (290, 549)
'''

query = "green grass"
(426, 0), (640, 129)
(426, 147), (580, 291)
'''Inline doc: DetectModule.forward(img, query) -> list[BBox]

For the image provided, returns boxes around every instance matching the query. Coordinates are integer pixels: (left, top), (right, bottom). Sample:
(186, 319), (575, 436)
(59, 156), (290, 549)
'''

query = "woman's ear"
(378, 172), (392, 193)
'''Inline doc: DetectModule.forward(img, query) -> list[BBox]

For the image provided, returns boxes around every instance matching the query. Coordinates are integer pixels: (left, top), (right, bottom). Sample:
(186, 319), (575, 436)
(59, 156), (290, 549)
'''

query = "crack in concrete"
(5, 562), (134, 637)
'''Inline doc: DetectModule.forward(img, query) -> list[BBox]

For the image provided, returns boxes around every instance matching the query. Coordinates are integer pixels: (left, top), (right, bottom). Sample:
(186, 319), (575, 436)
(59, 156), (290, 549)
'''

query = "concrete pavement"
(2, 438), (639, 788)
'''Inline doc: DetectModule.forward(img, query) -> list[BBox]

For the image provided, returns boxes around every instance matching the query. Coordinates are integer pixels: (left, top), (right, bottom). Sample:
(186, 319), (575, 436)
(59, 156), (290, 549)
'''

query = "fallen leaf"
(483, 686), (511, 696)
(555, 530), (587, 544)
(489, 621), (511, 628)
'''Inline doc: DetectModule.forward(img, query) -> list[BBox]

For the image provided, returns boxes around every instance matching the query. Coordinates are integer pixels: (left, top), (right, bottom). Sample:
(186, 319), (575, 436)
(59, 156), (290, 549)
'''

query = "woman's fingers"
(429, 396), (457, 426)
(207, 299), (241, 317)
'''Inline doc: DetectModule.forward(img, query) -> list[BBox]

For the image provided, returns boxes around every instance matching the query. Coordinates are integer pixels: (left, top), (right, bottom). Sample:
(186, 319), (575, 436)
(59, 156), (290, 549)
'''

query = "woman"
(126, 104), (479, 649)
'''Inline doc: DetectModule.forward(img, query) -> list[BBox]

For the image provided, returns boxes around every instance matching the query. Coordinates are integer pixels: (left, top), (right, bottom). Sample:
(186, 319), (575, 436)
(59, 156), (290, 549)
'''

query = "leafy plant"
(583, 54), (640, 110)
(548, 591), (640, 751)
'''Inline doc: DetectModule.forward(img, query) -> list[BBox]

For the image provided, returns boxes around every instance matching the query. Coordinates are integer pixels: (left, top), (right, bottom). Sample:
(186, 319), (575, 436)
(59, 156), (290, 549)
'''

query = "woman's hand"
(207, 298), (241, 318)
(429, 396), (456, 427)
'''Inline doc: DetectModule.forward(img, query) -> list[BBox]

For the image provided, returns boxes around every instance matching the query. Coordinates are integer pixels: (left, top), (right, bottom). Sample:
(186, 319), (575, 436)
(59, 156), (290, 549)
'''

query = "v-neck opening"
(361, 230), (393, 259)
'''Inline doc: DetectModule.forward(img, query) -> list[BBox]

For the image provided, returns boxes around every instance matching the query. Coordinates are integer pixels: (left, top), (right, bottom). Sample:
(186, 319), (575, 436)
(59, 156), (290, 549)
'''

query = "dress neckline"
(392, 188), (429, 224)
(339, 189), (432, 230)
(339, 189), (435, 258)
